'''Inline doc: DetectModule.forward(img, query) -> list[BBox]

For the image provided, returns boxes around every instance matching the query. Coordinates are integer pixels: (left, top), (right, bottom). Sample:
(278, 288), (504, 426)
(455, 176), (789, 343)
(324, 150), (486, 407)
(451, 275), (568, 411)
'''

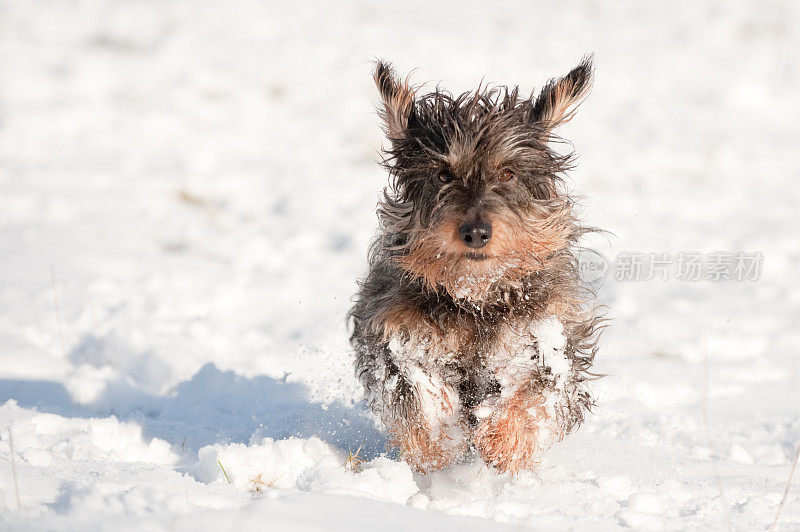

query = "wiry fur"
(349, 57), (604, 474)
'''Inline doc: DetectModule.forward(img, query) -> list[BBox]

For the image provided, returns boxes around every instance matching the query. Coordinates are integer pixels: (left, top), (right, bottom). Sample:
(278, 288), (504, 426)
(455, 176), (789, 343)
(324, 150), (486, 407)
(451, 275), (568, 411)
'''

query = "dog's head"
(374, 58), (593, 302)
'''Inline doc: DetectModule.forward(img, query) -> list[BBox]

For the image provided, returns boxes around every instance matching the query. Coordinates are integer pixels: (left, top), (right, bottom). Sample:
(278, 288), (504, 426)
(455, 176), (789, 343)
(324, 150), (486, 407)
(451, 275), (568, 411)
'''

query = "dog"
(349, 57), (603, 474)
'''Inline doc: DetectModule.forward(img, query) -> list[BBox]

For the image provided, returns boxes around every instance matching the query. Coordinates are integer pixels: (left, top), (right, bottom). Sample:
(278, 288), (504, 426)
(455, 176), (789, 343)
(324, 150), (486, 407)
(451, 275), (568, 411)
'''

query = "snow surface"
(1, 0), (800, 529)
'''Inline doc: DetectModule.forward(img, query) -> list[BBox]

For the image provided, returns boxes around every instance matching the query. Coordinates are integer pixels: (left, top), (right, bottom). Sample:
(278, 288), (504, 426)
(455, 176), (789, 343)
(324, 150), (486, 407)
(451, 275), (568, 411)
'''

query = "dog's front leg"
(475, 318), (583, 474)
(370, 348), (466, 473)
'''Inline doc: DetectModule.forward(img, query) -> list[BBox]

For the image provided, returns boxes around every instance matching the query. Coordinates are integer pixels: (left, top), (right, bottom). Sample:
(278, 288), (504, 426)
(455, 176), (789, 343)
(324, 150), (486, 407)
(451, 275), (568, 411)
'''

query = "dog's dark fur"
(349, 57), (603, 474)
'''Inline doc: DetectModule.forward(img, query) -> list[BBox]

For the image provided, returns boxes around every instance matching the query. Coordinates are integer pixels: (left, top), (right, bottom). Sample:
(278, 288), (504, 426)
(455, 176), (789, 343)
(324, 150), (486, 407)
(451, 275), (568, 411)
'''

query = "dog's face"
(375, 59), (593, 301)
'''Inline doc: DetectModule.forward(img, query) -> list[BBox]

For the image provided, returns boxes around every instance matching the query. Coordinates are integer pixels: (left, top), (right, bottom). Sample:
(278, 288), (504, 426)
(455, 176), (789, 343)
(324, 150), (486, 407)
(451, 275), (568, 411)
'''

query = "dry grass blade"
(344, 444), (365, 473)
(769, 439), (800, 531)
(248, 473), (279, 494)
(217, 459), (231, 484)
(7, 425), (21, 510)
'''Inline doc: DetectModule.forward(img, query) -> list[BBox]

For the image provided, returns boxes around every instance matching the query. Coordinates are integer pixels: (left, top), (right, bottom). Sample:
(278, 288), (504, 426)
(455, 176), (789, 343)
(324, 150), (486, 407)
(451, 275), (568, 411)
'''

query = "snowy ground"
(1, 0), (799, 529)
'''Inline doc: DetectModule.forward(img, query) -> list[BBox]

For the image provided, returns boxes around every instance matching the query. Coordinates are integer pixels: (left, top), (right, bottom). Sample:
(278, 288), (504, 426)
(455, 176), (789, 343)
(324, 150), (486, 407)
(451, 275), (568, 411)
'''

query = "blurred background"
(0, 0), (799, 527)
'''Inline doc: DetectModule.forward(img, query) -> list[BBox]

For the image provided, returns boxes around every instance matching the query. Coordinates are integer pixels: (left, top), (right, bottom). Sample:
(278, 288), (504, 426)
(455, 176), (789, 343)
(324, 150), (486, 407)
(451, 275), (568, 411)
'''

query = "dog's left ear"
(373, 60), (415, 140)
(532, 56), (594, 130)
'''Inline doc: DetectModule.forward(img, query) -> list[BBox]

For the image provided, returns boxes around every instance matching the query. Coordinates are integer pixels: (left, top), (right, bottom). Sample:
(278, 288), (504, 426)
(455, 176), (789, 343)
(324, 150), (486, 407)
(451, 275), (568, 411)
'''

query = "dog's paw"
(474, 389), (564, 474)
(387, 369), (467, 473)
(392, 419), (466, 473)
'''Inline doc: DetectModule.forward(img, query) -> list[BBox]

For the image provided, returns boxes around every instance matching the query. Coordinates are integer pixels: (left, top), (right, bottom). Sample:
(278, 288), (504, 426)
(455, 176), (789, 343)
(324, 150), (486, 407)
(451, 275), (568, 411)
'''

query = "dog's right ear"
(374, 61), (415, 139)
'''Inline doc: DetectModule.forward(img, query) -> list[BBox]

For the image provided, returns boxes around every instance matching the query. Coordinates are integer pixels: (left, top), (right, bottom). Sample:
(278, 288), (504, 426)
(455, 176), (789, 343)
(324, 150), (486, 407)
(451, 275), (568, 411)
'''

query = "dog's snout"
(459, 221), (492, 248)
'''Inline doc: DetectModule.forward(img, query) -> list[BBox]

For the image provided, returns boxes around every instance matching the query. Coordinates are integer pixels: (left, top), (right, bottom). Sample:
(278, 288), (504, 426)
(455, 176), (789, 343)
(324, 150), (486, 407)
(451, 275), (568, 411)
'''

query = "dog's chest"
(388, 316), (570, 386)
(480, 317), (570, 382)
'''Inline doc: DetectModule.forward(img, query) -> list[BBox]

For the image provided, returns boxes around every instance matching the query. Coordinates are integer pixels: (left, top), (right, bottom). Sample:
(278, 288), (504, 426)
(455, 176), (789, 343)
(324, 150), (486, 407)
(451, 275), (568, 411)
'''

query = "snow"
(1, 0), (799, 530)
(529, 317), (569, 383)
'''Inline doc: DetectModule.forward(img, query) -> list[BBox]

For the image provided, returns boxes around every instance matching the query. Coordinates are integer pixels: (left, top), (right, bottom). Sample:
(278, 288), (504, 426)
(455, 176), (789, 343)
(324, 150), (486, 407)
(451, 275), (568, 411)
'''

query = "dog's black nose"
(459, 221), (492, 248)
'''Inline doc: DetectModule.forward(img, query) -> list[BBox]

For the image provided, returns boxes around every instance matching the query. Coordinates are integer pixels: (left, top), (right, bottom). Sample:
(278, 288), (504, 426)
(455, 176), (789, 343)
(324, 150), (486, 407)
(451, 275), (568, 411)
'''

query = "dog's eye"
(498, 169), (515, 182)
(437, 171), (453, 184)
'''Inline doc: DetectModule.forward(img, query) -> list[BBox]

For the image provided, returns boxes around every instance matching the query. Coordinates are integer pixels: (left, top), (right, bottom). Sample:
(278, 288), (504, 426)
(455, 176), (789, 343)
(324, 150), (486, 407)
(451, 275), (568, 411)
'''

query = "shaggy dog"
(349, 58), (603, 474)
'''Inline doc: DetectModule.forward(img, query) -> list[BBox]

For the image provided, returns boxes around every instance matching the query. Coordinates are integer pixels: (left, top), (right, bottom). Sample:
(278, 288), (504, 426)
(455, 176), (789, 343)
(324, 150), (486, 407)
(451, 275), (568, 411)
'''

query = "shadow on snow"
(0, 362), (387, 459)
